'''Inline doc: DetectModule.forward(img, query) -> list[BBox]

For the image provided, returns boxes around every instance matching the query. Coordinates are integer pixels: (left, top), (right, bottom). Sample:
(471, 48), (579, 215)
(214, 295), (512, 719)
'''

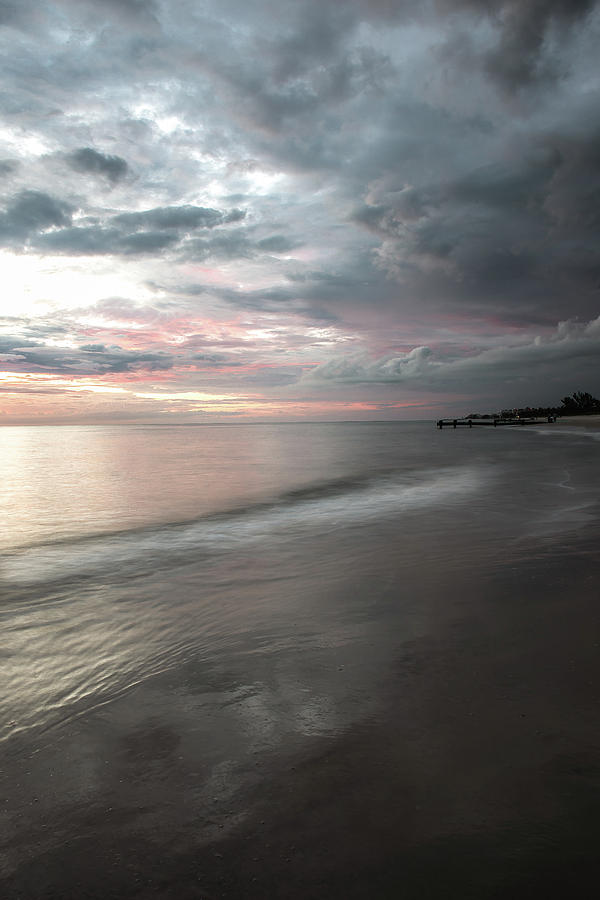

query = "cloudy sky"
(1, 0), (599, 423)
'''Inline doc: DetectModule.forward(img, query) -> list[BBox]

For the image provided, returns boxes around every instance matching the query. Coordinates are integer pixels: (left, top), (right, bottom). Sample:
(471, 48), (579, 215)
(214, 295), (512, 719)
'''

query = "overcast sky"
(1, 0), (599, 423)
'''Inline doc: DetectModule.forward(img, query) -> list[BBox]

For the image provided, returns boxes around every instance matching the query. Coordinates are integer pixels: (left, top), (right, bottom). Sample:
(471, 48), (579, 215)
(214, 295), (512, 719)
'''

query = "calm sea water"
(1, 421), (599, 746)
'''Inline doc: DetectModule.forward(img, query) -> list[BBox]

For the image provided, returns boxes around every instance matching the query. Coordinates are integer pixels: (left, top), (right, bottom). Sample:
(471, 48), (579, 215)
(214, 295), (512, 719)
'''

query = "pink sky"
(1, 0), (599, 423)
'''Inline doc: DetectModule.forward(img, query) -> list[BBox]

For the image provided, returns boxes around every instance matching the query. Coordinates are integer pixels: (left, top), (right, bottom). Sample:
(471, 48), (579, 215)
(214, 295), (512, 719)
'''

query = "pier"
(436, 417), (556, 429)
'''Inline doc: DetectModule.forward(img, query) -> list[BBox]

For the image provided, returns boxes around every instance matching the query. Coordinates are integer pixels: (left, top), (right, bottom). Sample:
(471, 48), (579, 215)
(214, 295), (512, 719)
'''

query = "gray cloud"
(0, 0), (25, 27)
(468, 0), (595, 93)
(54, 0), (160, 30)
(67, 147), (129, 183)
(184, 228), (299, 263)
(0, 159), (19, 176)
(0, 190), (72, 242)
(93, 0), (158, 18)
(26, 203), (299, 263)
(2, 0), (600, 417)
(304, 317), (600, 401)
(0, 331), (176, 375)
(257, 235), (298, 253)
(352, 116), (600, 322)
(34, 225), (180, 256)
(113, 205), (239, 231)
(34, 226), (129, 255)
(1, 194), (250, 257)
(305, 346), (435, 385)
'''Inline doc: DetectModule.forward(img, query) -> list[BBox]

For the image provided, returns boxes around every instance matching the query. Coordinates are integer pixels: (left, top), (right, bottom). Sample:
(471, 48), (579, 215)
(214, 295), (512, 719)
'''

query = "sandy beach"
(3, 536), (600, 899)
(556, 414), (600, 430)
(2, 421), (600, 899)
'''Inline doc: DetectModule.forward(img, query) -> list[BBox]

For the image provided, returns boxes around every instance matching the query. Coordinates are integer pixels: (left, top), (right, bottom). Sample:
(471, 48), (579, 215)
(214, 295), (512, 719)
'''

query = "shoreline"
(556, 414), (600, 430)
(2, 533), (600, 898)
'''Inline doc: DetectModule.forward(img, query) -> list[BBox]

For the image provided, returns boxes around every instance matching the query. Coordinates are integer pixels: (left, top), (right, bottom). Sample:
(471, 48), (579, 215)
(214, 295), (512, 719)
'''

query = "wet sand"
(557, 414), (600, 430)
(2, 541), (600, 898)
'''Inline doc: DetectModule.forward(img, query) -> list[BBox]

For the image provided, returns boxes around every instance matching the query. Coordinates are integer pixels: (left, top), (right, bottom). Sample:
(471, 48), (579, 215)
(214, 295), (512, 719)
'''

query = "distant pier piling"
(436, 416), (555, 429)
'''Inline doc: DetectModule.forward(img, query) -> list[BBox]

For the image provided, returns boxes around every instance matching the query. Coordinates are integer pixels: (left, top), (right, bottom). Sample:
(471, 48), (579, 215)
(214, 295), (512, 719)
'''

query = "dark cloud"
(120, 231), (179, 254)
(184, 228), (298, 262)
(1, 0), (600, 416)
(189, 352), (231, 365)
(542, 129), (600, 229)
(0, 331), (176, 375)
(256, 235), (298, 253)
(0, 317), (69, 338)
(0, 335), (39, 353)
(352, 120), (600, 322)
(113, 205), (240, 231)
(2, 196), (250, 257)
(465, 0), (595, 93)
(305, 316), (600, 399)
(347, 1), (597, 96)
(34, 226), (126, 255)
(96, 0), (158, 16)
(0, 159), (19, 176)
(0, 0), (23, 26)
(86, 347), (175, 374)
(0, 190), (72, 242)
(389, 0), (598, 96)
(56, 0), (160, 28)
(185, 230), (255, 262)
(35, 226), (179, 256)
(168, 254), (393, 320)
(67, 147), (129, 183)
(27, 205), (298, 263)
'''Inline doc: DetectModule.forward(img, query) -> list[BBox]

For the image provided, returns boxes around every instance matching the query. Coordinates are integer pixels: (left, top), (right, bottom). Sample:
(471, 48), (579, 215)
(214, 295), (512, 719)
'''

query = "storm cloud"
(0, 193), (248, 257)
(306, 317), (600, 393)
(0, 0), (599, 420)
(0, 190), (72, 243)
(67, 148), (129, 184)
(0, 332), (176, 376)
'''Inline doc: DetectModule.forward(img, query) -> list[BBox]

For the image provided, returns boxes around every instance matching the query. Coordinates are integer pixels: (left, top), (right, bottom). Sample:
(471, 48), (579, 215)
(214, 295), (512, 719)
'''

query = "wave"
(531, 425), (600, 442)
(0, 465), (487, 588)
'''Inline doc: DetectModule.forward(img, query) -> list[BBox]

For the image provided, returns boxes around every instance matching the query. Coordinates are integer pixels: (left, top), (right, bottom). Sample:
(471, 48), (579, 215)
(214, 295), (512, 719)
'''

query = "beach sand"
(557, 414), (600, 430)
(2, 536), (600, 899)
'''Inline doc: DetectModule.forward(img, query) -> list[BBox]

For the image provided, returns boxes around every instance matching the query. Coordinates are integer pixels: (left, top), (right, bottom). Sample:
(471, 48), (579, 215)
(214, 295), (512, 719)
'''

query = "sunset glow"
(1, 1), (599, 423)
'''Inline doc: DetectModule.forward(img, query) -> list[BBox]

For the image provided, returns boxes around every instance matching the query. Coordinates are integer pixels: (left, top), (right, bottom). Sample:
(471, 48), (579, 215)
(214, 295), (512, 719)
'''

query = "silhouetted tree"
(561, 391), (600, 413)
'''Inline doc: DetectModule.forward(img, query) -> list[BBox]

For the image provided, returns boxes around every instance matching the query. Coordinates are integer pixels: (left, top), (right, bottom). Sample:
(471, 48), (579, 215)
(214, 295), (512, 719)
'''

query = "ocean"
(1, 421), (599, 897)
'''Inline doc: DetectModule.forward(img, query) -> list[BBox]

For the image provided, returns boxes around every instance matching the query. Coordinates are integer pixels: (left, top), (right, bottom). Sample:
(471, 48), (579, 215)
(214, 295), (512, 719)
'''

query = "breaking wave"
(1, 465), (486, 588)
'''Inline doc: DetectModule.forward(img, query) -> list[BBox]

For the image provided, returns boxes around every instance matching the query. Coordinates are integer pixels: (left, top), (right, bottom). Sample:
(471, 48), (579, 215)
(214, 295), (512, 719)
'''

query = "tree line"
(559, 391), (600, 414)
(467, 391), (600, 420)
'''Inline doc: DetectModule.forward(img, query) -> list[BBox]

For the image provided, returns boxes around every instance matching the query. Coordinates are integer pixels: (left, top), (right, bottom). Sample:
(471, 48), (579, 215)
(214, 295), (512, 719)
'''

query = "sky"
(1, 0), (599, 423)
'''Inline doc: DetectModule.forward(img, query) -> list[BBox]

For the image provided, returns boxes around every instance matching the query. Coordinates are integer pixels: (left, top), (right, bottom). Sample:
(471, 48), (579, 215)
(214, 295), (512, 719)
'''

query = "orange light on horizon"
(0, 369), (441, 424)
